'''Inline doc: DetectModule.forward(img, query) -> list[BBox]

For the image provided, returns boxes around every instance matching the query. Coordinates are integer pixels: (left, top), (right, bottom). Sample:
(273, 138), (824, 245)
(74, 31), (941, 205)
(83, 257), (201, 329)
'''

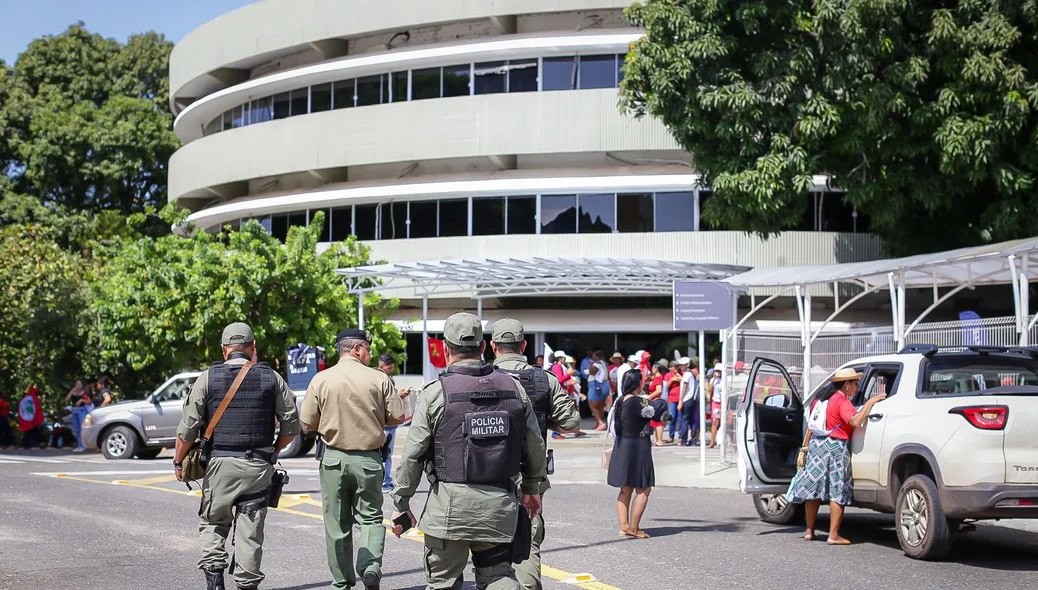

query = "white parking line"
(0, 456), (68, 463)
(0, 458), (25, 464)
(31, 470), (173, 477)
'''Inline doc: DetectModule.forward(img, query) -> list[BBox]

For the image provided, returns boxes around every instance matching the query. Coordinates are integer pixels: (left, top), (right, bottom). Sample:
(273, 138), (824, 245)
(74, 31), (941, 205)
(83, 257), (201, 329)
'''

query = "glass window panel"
(507, 196), (536, 234)
(222, 109), (234, 130)
(579, 55), (617, 89)
(354, 204), (378, 240)
(310, 208), (331, 241)
(289, 88), (309, 116)
(311, 83), (332, 112)
(654, 192), (696, 232)
(270, 214), (288, 242)
(242, 102), (254, 127)
(542, 57), (577, 91)
(616, 193), (653, 232)
(333, 80), (355, 109)
(698, 190), (718, 230)
(442, 64), (471, 97)
(541, 195), (577, 234)
(412, 67), (441, 100)
(231, 105), (245, 128)
(331, 206), (352, 240)
(273, 92), (291, 119)
(356, 74), (385, 106)
(383, 202), (407, 239)
(617, 53), (627, 83)
(390, 71), (408, 102)
(577, 193), (615, 233)
(409, 201), (438, 238)
(472, 197), (505, 235)
(250, 96), (273, 123)
(288, 212), (307, 232)
(438, 199), (469, 236)
(258, 216), (272, 233)
(474, 61), (506, 95)
(508, 59), (538, 93)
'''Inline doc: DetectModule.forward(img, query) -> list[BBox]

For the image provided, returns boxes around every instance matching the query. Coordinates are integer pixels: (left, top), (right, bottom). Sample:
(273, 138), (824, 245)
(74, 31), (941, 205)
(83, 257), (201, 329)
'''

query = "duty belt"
(211, 449), (275, 463)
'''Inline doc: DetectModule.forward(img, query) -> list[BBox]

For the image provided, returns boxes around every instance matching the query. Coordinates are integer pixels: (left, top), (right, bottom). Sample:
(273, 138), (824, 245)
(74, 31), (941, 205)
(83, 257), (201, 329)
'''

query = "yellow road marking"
(45, 473), (624, 589)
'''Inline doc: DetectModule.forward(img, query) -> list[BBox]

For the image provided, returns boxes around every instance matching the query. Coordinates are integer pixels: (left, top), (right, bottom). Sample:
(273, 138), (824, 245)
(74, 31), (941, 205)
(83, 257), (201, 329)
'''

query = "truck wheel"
(753, 494), (804, 525)
(279, 435), (302, 459)
(101, 426), (140, 460)
(135, 448), (163, 460)
(896, 474), (954, 560)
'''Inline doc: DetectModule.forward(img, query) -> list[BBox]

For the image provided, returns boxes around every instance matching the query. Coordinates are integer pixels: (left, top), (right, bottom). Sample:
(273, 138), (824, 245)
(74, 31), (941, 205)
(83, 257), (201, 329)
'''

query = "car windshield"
(925, 356), (1038, 395)
(152, 377), (198, 402)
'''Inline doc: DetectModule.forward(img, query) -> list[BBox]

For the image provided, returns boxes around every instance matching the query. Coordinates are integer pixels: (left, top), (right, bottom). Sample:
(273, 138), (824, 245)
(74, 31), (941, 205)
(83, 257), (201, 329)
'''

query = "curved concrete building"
(171, 0), (883, 372)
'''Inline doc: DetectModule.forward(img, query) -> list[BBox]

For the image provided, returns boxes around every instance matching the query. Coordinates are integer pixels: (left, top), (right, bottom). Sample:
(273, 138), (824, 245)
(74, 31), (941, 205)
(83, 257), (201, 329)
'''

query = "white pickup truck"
(736, 345), (1038, 559)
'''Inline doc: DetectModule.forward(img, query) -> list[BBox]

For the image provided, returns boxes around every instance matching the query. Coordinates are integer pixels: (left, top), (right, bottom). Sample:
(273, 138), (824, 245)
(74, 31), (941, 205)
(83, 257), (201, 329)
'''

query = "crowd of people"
(0, 377), (113, 451)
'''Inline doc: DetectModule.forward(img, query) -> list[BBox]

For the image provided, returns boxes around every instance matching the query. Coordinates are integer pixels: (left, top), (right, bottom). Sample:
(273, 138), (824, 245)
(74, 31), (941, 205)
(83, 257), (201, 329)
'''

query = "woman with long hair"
(786, 368), (886, 544)
(608, 370), (669, 539)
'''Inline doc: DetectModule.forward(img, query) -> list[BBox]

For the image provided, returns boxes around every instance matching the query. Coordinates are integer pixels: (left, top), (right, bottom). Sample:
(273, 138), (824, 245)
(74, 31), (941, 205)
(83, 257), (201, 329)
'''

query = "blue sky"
(0, 0), (256, 63)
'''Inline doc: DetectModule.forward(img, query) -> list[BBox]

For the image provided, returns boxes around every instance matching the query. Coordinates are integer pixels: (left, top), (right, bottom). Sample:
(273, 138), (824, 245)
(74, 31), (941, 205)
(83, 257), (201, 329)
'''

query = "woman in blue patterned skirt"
(786, 368), (886, 544)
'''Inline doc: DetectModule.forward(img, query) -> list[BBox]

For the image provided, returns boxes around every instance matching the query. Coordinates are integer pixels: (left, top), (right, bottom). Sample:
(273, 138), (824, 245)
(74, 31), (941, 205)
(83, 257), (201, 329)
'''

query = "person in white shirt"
(586, 350), (611, 430)
(707, 364), (724, 448)
(676, 360), (699, 445)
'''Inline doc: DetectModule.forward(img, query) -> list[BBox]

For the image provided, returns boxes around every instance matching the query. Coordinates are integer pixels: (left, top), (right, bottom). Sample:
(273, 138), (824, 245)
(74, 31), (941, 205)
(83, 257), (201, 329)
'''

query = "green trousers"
(320, 448), (386, 589)
(513, 512), (545, 590)
(198, 456), (273, 589)
(424, 534), (519, 590)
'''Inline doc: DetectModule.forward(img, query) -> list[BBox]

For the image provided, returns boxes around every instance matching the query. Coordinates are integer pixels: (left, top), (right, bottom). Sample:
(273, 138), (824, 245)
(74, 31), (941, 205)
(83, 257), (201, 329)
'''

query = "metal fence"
(719, 315), (1036, 465)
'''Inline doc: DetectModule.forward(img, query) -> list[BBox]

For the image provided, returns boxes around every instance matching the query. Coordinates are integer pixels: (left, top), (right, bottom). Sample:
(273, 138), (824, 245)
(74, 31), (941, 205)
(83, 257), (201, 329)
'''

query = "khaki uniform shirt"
(301, 355), (405, 451)
(391, 360), (547, 543)
(177, 357), (301, 448)
(493, 354), (580, 495)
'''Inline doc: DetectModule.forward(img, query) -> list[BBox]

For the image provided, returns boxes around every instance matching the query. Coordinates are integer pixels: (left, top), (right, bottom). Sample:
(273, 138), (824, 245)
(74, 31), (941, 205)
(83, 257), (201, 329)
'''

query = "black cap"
(336, 329), (371, 345)
(379, 353), (396, 365)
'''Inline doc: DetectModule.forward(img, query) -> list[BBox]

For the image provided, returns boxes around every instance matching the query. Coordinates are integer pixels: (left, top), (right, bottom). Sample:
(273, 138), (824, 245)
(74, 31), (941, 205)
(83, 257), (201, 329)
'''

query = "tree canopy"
(0, 23), (178, 214)
(621, 0), (1038, 254)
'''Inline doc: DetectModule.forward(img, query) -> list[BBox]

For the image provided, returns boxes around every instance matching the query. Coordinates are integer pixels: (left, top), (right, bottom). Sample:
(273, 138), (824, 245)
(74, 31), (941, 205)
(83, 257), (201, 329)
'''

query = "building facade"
(170, 0), (885, 372)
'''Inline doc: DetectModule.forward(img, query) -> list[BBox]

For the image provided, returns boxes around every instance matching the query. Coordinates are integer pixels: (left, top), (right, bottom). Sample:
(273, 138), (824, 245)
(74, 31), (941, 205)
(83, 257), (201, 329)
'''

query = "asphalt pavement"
(2, 446), (1037, 590)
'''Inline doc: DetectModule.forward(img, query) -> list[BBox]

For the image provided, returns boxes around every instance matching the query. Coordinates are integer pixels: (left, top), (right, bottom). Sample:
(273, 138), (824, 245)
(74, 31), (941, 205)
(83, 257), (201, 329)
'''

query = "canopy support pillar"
(699, 330), (707, 476)
(476, 297), (483, 321)
(358, 293), (365, 329)
(421, 295), (430, 380)
(796, 286), (812, 395)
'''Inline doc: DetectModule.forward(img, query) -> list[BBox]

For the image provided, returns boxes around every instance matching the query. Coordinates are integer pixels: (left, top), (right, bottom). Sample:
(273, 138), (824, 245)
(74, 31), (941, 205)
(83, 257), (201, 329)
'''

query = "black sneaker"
(362, 570), (381, 590)
(204, 569), (225, 590)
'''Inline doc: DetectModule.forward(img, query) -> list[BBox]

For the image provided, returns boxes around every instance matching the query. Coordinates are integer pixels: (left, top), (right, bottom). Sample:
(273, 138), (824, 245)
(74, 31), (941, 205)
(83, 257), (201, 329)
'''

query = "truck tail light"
(949, 405), (1008, 430)
(996, 498), (1036, 507)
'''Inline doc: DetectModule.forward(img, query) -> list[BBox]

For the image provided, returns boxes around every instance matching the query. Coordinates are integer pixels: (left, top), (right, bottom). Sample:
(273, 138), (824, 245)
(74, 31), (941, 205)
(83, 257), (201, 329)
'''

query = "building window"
(654, 192), (696, 232)
(409, 201), (438, 238)
(311, 83), (332, 112)
(508, 60), (538, 93)
(356, 74), (386, 106)
(412, 67), (441, 100)
(442, 65), (471, 97)
(288, 212), (307, 233)
(578, 55), (617, 89)
(250, 96), (273, 123)
(385, 202), (408, 239)
(617, 53), (627, 83)
(474, 62), (506, 95)
(354, 204), (378, 240)
(309, 208), (331, 241)
(472, 197), (506, 235)
(333, 80), (355, 109)
(542, 57), (577, 91)
(438, 199), (469, 236)
(270, 214), (289, 241)
(289, 88), (309, 116)
(617, 193), (653, 232)
(577, 193), (615, 233)
(390, 71), (409, 102)
(273, 92), (291, 119)
(330, 206), (352, 240)
(230, 105), (245, 128)
(507, 196), (536, 234)
(541, 195), (577, 234)
(698, 190), (717, 230)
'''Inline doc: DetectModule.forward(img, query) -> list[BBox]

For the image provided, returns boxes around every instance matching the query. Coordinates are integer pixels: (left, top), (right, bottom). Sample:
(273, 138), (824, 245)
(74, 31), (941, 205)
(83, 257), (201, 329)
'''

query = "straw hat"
(830, 367), (863, 383)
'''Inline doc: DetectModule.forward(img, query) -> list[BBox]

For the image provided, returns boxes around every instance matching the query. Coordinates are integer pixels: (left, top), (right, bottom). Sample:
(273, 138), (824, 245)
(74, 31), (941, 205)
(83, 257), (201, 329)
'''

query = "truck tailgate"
(1004, 393), (1038, 483)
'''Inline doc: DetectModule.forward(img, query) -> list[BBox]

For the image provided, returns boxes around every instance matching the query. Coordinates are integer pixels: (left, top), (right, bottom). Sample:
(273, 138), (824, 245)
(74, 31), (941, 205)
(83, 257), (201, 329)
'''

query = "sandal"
(629, 530), (650, 539)
(827, 538), (852, 546)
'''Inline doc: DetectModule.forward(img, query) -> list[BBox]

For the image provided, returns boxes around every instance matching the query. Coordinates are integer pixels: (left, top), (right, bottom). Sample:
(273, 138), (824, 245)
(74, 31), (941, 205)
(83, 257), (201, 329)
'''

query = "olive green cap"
(490, 318), (524, 343)
(444, 312), (483, 347)
(221, 322), (255, 345)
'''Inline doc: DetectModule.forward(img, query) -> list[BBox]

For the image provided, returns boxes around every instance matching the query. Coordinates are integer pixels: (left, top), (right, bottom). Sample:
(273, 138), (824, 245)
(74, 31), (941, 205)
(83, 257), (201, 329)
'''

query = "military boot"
(204, 569), (225, 590)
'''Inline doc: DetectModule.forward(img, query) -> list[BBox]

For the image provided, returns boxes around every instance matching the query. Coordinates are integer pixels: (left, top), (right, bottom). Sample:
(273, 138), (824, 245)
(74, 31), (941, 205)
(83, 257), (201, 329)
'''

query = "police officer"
(301, 329), (406, 590)
(490, 318), (580, 590)
(173, 322), (301, 590)
(391, 313), (547, 590)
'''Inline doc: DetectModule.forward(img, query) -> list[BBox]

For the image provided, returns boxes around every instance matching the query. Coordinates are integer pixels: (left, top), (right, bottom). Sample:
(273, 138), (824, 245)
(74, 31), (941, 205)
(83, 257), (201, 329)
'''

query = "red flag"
(428, 337), (447, 368)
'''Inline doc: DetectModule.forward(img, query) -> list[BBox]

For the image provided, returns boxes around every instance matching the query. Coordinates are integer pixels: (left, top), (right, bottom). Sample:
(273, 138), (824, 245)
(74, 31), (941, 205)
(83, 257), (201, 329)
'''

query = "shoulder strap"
(204, 362), (255, 441)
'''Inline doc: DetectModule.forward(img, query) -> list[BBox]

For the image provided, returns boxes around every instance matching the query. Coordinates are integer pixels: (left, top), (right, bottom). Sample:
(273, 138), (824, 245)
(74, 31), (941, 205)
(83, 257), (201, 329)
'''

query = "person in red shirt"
(648, 362), (668, 446)
(664, 360), (687, 443)
(786, 368), (886, 544)
(0, 392), (13, 448)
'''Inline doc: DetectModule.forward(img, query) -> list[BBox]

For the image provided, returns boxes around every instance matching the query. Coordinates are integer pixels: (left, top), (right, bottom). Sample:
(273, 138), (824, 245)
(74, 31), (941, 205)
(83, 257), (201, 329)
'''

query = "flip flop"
(827, 538), (852, 546)
(631, 530), (650, 539)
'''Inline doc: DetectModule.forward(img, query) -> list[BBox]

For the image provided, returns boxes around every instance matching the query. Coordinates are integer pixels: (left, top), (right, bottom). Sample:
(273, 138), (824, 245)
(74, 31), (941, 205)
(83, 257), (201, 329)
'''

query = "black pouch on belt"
(380, 433), (393, 463)
(268, 466), (289, 508)
(510, 505), (532, 564)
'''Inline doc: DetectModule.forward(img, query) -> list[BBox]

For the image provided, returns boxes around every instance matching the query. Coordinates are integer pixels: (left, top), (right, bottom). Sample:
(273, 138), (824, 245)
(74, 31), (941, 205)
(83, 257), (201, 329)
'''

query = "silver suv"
(82, 372), (316, 460)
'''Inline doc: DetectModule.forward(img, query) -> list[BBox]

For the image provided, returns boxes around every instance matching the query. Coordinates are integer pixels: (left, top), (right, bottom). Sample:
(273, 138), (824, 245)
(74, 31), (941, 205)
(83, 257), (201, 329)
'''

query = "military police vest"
(496, 367), (551, 441)
(433, 362), (526, 487)
(207, 359), (278, 451)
